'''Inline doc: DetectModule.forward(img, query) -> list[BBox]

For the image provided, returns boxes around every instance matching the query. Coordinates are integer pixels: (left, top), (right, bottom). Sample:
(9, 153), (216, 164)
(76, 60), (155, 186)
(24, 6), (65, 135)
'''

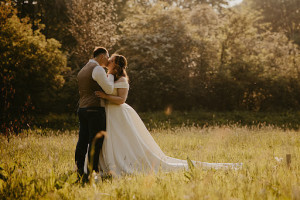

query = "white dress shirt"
(89, 59), (114, 94)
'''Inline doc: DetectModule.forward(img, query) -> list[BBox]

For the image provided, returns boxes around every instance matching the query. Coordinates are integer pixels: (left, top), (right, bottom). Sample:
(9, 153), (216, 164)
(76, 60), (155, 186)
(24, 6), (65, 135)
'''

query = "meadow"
(1, 125), (300, 199)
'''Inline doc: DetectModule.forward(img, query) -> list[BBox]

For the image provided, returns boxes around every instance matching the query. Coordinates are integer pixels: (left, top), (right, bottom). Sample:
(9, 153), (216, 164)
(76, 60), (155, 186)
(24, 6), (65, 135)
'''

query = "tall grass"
(1, 126), (300, 199)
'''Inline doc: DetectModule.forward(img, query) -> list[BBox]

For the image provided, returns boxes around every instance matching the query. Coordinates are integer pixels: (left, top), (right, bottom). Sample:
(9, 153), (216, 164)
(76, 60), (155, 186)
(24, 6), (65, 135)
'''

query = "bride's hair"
(113, 54), (128, 81)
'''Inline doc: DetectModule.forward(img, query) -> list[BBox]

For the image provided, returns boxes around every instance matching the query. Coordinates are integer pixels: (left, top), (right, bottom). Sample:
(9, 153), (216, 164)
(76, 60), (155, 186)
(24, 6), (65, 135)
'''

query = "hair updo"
(113, 54), (128, 81)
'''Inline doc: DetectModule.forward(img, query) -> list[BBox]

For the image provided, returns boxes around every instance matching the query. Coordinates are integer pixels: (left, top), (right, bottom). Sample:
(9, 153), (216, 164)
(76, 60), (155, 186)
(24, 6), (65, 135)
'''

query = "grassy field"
(1, 125), (300, 199)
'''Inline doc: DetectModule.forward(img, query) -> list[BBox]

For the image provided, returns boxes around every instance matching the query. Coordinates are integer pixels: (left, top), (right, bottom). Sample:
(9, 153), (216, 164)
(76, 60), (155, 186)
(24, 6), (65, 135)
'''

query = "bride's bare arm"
(95, 88), (128, 105)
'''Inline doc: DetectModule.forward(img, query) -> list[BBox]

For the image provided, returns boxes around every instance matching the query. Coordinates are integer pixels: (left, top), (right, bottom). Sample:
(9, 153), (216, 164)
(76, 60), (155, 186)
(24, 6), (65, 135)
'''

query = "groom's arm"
(92, 66), (114, 94)
(95, 88), (128, 105)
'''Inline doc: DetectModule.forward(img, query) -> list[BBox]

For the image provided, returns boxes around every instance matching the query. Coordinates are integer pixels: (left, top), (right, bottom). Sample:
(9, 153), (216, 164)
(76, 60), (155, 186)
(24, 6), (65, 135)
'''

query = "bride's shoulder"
(114, 77), (129, 89)
(115, 77), (128, 84)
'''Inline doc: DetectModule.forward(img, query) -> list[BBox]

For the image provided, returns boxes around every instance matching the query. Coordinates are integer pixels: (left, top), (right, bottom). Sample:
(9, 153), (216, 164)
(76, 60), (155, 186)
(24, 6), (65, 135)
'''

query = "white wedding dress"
(85, 80), (241, 176)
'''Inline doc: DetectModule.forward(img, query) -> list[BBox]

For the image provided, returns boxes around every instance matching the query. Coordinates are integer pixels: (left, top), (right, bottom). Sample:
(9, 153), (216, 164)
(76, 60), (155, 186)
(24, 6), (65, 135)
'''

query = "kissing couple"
(75, 47), (241, 179)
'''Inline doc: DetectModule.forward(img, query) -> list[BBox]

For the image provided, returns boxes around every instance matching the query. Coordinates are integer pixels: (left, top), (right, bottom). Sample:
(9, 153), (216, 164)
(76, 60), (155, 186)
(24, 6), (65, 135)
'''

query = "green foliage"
(139, 110), (300, 130)
(133, 0), (232, 10)
(246, 0), (300, 46)
(33, 113), (78, 130)
(119, 2), (192, 111)
(117, 1), (300, 111)
(35, 110), (300, 131)
(207, 7), (300, 110)
(184, 157), (196, 181)
(0, 2), (67, 134)
(13, 0), (74, 51)
(66, 0), (118, 68)
(2, 0), (300, 126)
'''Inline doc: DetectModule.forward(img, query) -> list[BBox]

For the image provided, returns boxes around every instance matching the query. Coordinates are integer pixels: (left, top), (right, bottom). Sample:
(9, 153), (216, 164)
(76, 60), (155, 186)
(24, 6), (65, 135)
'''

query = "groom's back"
(77, 62), (103, 108)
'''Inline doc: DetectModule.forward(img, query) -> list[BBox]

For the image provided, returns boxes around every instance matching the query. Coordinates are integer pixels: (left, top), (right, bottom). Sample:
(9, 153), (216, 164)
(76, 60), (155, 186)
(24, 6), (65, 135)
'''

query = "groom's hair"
(93, 47), (108, 58)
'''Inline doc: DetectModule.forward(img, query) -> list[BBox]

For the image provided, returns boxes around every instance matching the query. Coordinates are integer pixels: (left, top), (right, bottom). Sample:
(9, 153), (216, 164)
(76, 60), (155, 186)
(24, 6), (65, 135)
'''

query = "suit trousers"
(75, 107), (106, 174)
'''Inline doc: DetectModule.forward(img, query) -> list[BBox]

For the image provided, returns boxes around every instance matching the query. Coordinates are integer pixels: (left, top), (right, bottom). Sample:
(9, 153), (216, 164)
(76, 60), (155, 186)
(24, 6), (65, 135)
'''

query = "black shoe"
(81, 173), (89, 184)
(76, 169), (89, 184)
(77, 168), (84, 177)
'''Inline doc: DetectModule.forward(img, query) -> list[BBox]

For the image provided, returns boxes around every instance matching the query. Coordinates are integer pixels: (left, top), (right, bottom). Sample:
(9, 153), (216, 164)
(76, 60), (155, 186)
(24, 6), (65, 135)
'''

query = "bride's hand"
(95, 91), (108, 99)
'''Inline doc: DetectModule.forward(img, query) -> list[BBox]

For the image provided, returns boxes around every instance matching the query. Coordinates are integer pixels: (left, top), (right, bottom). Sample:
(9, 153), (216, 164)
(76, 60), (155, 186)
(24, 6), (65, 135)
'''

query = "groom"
(75, 47), (114, 176)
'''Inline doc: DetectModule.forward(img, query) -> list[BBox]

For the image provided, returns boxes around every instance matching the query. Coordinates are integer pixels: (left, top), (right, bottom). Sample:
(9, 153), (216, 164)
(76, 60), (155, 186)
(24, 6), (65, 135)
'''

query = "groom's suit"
(76, 59), (114, 174)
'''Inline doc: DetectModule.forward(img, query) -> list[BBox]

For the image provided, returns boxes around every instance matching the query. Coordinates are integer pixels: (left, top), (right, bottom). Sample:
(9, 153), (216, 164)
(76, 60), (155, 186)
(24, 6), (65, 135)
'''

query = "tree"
(186, 5), (222, 107)
(66, 0), (118, 68)
(129, 0), (232, 10)
(0, 1), (67, 134)
(11, 0), (74, 51)
(212, 6), (300, 110)
(116, 1), (300, 111)
(164, 0), (229, 9)
(118, 2), (193, 111)
(245, 0), (300, 46)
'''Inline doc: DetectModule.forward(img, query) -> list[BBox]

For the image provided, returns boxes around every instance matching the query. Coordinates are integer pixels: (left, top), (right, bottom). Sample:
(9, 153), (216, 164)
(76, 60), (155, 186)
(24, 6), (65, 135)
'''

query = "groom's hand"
(95, 91), (108, 99)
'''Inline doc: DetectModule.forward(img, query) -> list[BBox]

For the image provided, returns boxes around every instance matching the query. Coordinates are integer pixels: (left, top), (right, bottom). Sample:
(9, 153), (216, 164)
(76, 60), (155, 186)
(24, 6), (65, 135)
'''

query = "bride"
(85, 54), (241, 177)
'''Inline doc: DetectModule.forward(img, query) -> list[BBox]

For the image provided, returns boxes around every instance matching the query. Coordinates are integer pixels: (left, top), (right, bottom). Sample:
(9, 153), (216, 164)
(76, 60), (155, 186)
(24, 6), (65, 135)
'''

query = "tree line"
(0, 0), (299, 134)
